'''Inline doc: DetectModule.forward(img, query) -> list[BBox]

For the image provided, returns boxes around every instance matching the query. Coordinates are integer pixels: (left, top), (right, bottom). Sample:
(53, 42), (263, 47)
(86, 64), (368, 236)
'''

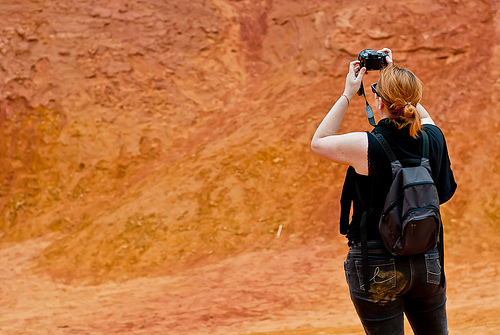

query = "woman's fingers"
(344, 60), (366, 98)
(361, 66), (367, 78)
(377, 48), (392, 56)
(349, 60), (364, 79)
(377, 48), (393, 65)
(349, 60), (359, 76)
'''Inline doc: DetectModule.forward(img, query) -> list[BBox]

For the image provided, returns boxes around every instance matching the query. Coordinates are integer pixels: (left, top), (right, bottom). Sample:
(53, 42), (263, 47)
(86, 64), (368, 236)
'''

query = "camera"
(358, 49), (388, 71)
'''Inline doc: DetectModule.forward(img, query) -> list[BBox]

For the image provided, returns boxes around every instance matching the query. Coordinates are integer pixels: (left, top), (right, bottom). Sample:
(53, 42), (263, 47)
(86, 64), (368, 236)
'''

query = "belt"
(348, 240), (384, 248)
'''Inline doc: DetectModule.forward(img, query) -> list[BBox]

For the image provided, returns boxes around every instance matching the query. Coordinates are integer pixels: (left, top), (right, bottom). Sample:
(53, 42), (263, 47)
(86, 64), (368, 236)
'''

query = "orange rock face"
(0, 0), (499, 333)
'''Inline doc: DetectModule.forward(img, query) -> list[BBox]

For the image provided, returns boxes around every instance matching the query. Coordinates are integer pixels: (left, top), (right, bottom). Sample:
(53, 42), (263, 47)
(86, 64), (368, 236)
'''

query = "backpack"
(339, 129), (445, 292)
(372, 130), (441, 256)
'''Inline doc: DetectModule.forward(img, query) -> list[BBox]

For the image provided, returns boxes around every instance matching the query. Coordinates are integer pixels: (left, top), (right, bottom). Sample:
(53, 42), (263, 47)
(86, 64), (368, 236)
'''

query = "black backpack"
(339, 129), (445, 292)
(372, 130), (441, 256)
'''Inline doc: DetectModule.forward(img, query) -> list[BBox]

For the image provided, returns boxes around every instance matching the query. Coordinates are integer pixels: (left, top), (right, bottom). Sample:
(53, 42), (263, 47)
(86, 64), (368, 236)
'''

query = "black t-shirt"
(343, 119), (457, 244)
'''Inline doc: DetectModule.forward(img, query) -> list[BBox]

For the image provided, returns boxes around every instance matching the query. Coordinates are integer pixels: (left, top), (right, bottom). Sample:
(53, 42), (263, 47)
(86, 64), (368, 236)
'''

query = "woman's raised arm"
(311, 61), (370, 175)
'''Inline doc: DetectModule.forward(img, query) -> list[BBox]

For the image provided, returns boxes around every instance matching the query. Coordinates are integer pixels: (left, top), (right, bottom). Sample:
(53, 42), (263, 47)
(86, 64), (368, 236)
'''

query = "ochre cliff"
(0, 0), (499, 286)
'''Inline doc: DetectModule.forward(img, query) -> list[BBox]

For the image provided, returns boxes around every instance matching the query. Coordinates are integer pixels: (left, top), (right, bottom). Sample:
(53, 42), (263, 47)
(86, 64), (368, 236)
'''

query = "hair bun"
(403, 102), (416, 119)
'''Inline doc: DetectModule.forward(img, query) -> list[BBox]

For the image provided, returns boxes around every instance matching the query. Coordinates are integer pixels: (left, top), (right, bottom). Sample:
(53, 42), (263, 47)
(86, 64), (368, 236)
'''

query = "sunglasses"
(371, 83), (382, 98)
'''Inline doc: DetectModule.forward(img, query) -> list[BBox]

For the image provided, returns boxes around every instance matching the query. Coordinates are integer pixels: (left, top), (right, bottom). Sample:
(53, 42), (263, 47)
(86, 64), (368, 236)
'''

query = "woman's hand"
(377, 48), (393, 65)
(343, 60), (366, 101)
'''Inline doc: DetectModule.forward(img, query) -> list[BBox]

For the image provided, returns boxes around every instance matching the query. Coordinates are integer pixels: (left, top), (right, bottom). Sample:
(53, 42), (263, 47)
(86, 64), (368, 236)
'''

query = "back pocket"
(354, 259), (397, 294)
(425, 253), (441, 285)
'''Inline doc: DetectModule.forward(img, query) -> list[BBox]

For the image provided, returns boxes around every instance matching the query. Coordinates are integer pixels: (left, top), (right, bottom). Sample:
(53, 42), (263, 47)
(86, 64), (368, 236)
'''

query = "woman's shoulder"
(422, 124), (445, 140)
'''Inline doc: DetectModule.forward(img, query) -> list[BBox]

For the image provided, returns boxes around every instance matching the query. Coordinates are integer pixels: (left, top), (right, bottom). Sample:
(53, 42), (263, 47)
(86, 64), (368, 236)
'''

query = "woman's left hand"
(377, 48), (393, 65)
(343, 60), (366, 101)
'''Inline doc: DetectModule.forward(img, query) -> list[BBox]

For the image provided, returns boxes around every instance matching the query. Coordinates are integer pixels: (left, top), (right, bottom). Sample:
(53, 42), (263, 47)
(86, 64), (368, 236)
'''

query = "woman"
(311, 48), (457, 334)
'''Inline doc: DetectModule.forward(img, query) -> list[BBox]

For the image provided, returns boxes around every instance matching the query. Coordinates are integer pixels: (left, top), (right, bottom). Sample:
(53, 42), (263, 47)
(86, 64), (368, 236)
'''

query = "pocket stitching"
(354, 259), (397, 294)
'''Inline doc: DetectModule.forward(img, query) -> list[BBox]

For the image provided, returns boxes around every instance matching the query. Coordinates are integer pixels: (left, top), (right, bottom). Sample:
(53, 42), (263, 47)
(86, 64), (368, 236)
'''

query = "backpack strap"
(340, 166), (374, 292)
(372, 132), (398, 163)
(421, 129), (430, 159)
(339, 167), (357, 235)
(359, 211), (371, 292)
(354, 171), (374, 293)
(373, 129), (430, 163)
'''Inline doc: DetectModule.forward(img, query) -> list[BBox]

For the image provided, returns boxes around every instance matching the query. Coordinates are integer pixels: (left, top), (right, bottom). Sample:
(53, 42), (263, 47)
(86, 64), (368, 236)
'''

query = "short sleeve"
(423, 124), (457, 204)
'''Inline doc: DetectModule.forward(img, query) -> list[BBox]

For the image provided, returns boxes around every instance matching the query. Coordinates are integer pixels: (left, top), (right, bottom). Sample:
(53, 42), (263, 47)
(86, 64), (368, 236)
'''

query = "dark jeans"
(344, 241), (448, 335)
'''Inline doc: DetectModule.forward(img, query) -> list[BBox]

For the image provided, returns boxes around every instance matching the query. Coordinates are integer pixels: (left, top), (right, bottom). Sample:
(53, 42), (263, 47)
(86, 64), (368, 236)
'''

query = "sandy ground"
(1, 234), (499, 335)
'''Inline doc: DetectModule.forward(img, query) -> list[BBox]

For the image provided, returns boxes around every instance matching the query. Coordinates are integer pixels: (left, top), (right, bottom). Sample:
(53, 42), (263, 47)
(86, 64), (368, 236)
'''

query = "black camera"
(358, 49), (388, 71)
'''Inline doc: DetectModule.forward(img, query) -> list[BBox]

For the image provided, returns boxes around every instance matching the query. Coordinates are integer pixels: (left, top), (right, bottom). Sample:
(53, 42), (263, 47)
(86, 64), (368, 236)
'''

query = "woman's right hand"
(343, 60), (366, 101)
(377, 48), (393, 65)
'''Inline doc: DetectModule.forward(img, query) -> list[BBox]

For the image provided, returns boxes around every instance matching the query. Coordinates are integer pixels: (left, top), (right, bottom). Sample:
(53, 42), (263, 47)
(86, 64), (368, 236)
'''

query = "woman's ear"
(375, 98), (387, 118)
(376, 98), (384, 111)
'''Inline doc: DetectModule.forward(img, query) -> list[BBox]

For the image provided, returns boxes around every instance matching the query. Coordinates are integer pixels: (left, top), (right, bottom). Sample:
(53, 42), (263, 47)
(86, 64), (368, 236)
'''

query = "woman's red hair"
(377, 65), (423, 138)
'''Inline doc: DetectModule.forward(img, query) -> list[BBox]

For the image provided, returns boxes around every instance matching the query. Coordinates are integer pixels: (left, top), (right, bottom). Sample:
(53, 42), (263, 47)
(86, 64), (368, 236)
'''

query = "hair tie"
(405, 102), (412, 107)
